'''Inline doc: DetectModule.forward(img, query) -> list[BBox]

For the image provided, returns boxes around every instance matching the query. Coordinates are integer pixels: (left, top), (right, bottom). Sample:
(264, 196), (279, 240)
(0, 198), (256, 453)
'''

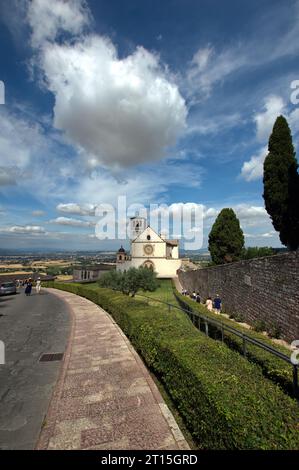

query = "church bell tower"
(130, 216), (147, 240)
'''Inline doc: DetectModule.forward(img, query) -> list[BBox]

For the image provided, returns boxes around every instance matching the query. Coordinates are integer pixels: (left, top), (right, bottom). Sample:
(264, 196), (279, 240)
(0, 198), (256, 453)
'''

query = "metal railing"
(137, 292), (299, 400)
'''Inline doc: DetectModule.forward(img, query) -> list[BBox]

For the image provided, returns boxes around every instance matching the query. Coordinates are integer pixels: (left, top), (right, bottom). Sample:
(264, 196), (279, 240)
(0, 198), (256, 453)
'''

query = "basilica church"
(116, 217), (182, 278)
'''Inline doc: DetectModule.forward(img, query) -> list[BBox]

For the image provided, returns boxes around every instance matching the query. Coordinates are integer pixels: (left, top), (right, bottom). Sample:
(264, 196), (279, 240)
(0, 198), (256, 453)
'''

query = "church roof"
(166, 239), (179, 246)
(118, 245), (126, 253)
(132, 225), (164, 243)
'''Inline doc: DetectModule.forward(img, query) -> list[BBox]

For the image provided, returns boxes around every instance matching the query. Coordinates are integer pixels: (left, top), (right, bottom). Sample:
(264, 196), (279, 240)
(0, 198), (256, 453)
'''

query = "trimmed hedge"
(46, 282), (299, 449)
(175, 291), (294, 396)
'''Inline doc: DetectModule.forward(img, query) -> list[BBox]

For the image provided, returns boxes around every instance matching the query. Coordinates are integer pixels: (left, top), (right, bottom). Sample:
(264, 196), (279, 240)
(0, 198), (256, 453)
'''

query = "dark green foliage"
(176, 292), (293, 396)
(252, 319), (267, 333)
(268, 322), (282, 339)
(45, 282), (299, 449)
(98, 267), (158, 296)
(208, 208), (245, 264)
(263, 115), (299, 250)
(98, 270), (124, 291)
(241, 246), (275, 260)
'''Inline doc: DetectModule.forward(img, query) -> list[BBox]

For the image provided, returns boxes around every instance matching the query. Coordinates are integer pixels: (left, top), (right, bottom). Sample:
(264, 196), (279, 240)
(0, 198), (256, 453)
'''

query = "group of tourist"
(15, 278), (42, 296)
(181, 289), (222, 313)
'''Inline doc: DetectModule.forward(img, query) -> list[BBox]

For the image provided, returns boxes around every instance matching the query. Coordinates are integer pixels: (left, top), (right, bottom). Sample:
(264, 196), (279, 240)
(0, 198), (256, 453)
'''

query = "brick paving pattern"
(36, 289), (189, 450)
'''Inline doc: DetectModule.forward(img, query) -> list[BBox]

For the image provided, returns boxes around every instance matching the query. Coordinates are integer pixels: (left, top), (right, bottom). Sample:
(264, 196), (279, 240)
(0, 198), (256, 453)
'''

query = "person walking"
(25, 278), (33, 296)
(36, 277), (41, 294)
(213, 294), (222, 314)
(205, 297), (213, 311)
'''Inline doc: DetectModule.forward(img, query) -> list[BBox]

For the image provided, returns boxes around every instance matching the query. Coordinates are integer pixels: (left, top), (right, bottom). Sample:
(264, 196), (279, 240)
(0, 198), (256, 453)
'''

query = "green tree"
(99, 267), (158, 296)
(208, 208), (244, 264)
(98, 270), (123, 290)
(263, 115), (299, 250)
(241, 246), (274, 260)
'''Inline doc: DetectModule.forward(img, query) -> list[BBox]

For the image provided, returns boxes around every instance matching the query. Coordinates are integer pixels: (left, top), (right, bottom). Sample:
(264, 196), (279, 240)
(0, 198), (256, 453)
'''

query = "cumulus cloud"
(202, 204), (270, 229)
(56, 203), (96, 216)
(27, 0), (90, 47)
(234, 204), (267, 220)
(49, 216), (95, 227)
(28, 0), (187, 168)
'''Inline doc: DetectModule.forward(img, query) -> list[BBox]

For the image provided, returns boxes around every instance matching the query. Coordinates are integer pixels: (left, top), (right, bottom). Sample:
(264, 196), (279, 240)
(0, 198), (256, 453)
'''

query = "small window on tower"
(147, 235), (151, 240)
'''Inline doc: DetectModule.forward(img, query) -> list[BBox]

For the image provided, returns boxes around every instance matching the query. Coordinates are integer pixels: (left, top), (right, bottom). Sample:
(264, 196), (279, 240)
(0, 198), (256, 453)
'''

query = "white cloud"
(56, 203), (96, 216)
(240, 146), (268, 182)
(261, 231), (276, 238)
(1, 225), (46, 234)
(28, 1), (187, 168)
(240, 91), (299, 182)
(0, 107), (42, 171)
(234, 204), (267, 220)
(202, 204), (270, 229)
(254, 95), (285, 142)
(49, 216), (95, 227)
(186, 45), (246, 100)
(27, 0), (90, 47)
(185, 1), (299, 102)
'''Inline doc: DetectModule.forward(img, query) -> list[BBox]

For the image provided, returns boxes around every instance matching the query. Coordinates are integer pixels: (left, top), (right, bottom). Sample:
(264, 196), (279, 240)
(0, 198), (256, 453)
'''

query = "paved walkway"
(0, 289), (70, 450)
(37, 289), (189, 450)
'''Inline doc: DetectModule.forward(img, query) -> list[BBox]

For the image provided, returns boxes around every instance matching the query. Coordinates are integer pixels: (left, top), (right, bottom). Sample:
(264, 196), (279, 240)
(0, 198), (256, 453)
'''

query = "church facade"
(116, 217), (182, 278)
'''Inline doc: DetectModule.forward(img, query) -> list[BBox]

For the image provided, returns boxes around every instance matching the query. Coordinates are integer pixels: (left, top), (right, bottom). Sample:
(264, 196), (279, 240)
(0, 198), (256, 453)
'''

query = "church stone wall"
(178, 251), (299, 343)
(117, 257), (181, 278)
(131, 242), (166, 258)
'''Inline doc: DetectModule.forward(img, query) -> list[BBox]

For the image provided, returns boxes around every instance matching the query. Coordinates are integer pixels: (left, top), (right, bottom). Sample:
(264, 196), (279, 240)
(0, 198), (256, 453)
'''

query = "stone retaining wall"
(178, 251), (299, 342)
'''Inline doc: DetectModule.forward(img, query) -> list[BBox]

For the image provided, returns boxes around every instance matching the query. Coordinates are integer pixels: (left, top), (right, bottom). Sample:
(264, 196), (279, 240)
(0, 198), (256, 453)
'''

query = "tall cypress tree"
(208, 208), (244, 264)
(263, 115), (299, 250)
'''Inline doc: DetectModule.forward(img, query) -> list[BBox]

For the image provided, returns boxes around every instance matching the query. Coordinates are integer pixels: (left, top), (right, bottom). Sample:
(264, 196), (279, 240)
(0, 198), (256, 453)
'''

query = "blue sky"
(0, 0), (298, 251)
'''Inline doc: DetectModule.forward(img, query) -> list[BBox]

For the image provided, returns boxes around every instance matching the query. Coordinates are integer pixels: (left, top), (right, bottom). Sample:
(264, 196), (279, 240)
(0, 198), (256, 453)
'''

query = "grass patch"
(175, 291), (294, 397)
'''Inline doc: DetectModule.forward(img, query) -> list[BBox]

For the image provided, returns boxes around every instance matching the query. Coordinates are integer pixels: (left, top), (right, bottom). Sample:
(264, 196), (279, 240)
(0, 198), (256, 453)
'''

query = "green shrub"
(268, 322), (282, 339)
(175, 292), (294, 396)
(99, 267), (159, 296)
(253, 319), (267, 333)
(230, 312), (245, 323)
(46, 282), (299, 449)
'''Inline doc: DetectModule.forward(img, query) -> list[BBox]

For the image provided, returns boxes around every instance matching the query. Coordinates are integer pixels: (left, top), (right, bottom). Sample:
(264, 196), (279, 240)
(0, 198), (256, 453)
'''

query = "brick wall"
(178, 251), (299, 343)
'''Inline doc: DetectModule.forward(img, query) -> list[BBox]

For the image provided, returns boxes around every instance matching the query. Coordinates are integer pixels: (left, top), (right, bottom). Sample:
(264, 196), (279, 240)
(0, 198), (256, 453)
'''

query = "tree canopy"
(263, 115), (299, 250)
(208, 208), (244, 264)
(98, 266), (159, 296)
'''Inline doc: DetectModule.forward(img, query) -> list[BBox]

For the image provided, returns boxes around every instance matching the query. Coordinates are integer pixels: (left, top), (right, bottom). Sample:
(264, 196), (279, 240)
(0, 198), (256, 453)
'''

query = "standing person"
(205, 297), (213, 311)
(196, 293), (201, 303)
(213, 294), (222, 314)
(36, 277), (41, 294)
(25, 278), (33, 296)
(192, 291), (196, 300)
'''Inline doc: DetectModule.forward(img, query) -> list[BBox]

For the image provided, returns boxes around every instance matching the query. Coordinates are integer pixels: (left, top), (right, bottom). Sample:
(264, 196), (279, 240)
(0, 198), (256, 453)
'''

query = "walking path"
(172, 276), (183, 293)
(37, 289), (189, 450)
